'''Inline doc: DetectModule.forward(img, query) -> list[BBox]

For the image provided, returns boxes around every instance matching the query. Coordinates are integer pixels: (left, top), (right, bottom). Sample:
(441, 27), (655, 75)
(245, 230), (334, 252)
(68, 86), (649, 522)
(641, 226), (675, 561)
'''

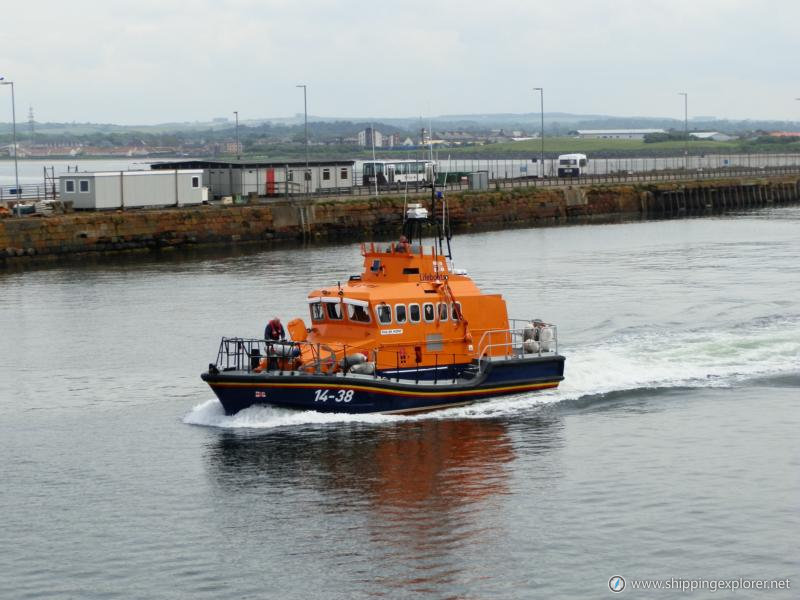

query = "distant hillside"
(3, 111), (800, 155)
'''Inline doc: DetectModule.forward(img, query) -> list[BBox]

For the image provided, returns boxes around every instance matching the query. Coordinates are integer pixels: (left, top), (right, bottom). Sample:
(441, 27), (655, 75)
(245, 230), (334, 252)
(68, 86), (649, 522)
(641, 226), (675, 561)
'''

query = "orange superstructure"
(291, 238), (511, 376)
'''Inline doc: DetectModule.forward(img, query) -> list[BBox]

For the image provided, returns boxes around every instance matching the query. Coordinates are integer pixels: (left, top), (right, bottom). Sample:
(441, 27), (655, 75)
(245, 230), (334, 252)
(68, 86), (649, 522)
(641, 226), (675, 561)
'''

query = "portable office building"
(59, 170), (204, 209)
(150, 160), (355, 198)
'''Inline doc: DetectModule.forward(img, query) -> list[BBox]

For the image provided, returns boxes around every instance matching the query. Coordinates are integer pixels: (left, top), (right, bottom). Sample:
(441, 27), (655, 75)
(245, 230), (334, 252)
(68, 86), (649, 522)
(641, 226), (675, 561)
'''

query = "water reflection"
(208, 419), (517, 504)
(205, 414), (562, 595)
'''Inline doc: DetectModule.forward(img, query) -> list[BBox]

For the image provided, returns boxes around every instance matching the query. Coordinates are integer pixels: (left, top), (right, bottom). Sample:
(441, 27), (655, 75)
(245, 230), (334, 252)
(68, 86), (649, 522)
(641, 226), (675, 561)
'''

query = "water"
(0, 158), (158, 187)
(1, 209), (799, 598)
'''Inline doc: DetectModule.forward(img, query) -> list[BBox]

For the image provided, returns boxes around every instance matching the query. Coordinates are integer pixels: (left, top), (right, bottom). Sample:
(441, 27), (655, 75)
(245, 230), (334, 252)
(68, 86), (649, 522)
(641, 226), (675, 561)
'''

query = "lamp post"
(678, 92), (688, 170)
(296, 84), (309, 195)
(533, 87), (544, 176)
(0, 77), (20, 215)
(233, 110), (240, 160)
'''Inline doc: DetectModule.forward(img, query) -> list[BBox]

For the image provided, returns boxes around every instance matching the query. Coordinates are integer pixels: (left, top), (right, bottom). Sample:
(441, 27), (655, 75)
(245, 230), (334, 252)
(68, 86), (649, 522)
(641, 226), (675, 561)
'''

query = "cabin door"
(386, 164), (396, 184)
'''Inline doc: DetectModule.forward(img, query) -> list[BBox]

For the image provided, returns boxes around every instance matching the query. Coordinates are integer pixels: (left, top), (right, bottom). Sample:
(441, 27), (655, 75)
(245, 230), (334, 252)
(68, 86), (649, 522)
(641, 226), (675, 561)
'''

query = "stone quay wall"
(2, 176), (798, 263)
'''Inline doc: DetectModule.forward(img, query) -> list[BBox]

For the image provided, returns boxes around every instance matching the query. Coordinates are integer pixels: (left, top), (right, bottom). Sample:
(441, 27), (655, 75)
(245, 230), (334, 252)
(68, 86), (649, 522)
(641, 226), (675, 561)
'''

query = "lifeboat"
(201, 197), (566, 414)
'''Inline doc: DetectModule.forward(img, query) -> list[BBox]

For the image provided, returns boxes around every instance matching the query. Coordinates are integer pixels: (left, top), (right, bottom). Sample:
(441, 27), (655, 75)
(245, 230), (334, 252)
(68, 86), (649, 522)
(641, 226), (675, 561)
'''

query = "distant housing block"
(358, 127), (383, 148)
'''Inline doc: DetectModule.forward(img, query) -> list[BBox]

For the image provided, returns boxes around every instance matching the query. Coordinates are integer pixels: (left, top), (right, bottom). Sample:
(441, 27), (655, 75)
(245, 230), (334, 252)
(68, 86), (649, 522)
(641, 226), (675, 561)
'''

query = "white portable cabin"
(150, 161), (356, 198)
(59, 170), (204, 210)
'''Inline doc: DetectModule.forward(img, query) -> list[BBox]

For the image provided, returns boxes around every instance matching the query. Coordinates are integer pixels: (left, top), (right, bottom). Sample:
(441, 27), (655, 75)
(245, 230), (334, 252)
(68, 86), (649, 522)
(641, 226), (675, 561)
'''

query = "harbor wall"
(2, 176), (799, 263)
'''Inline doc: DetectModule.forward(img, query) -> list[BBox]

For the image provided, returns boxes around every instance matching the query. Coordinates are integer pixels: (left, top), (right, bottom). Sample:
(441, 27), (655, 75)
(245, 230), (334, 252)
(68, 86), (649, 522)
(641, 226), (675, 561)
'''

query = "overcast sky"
(2, 0), (799, 124)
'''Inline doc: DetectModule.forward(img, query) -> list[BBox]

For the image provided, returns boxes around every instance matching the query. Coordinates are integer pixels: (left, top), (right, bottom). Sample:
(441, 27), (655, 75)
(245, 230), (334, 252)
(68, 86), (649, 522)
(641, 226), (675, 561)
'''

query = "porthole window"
(423, 303), (435, 322)
(409, 303), (420, 323)
(395, 304), (407, 324)
(438, 303), (448, 321)
(376, 303), (392, 325)
(451, 302), (462, 321)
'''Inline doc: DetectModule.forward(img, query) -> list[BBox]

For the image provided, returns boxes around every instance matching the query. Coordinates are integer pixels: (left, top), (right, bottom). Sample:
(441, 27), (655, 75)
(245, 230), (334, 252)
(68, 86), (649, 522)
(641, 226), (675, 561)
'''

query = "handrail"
(475, 321), (559, 376)
(212, 336), (477, 384)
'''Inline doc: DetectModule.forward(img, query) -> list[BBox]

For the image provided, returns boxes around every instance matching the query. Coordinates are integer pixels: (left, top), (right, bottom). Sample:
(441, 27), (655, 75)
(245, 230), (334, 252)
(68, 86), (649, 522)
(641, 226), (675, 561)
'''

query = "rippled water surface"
(2, 209), (799, 598)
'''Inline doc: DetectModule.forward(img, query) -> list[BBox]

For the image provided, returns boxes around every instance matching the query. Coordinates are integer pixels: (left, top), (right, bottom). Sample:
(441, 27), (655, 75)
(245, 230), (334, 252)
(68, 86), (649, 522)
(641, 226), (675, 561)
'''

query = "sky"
(2, 0), (800, 125)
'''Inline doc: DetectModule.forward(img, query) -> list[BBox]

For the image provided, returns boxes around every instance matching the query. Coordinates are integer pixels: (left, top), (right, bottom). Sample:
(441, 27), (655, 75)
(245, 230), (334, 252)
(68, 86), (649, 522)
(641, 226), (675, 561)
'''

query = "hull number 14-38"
(314, 389), (354, 403)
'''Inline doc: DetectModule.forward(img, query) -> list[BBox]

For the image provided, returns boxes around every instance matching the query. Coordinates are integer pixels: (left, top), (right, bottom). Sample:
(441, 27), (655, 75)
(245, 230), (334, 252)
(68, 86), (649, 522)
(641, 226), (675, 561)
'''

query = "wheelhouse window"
(395, 304), (407, 324)
(65, 180), (75, 193)
(191, 176), (200, 188)
(347, 304), (371, 323)
(423, 303), (435, 322)
(310, 302), (324, 321)
(322, 169), (331, 181)
(376, 303), (392, 325)
(409, 303), (420, 323)
(438, 303), (448, 321)
(325, 302), (343, 320)
(79, 180), (90, 193)
(340, 168), (348, 180)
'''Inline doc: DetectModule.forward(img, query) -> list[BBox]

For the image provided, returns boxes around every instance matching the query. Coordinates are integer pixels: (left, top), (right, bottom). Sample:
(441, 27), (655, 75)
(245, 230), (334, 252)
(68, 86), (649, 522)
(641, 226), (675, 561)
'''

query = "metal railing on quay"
(0, 184), (58, 202)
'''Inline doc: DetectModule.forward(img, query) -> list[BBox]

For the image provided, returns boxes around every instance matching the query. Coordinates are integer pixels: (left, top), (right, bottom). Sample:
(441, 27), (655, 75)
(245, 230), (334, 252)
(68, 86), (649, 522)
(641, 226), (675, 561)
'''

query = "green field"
(423, 136), (744, 158)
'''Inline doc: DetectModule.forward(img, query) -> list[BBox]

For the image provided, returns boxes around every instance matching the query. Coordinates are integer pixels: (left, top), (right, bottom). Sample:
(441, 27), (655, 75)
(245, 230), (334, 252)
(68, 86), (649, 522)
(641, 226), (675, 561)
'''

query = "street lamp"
(533, 87), (544, 176)
(233, 110), (240, 160)
(296, 84), (309, 195)
(678, 92), (688, 169)
(0, 77), (20, 215)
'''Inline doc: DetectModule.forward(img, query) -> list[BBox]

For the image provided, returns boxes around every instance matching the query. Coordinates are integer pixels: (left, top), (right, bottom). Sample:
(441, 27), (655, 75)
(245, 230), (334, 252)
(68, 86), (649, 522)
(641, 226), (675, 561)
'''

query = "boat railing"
(475, 320), (559, 375)
(213, 337), (341, 375)
(212, 337), (479, 384)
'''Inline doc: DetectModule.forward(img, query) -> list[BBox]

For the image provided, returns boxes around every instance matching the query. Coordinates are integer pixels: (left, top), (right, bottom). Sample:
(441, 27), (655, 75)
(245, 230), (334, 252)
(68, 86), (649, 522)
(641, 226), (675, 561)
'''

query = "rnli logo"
(380, 329), (403, 335)
(254, 391), (267, 398)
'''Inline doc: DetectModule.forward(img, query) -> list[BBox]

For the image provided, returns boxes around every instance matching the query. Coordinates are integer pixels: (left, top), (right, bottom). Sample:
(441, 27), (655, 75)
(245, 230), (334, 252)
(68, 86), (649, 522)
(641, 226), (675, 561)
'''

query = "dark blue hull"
(201, 355), (565, 415)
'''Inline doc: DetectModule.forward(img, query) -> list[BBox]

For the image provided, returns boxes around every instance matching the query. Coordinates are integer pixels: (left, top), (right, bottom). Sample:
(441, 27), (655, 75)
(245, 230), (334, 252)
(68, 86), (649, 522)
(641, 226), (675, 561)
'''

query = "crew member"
(397, 235), (410, 252)
(265, 317), (285, 341)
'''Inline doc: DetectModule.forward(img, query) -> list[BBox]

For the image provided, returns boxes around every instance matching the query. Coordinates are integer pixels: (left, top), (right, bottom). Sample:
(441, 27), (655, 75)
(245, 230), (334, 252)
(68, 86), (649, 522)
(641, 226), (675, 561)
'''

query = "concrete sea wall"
(2, 176), (799, 263)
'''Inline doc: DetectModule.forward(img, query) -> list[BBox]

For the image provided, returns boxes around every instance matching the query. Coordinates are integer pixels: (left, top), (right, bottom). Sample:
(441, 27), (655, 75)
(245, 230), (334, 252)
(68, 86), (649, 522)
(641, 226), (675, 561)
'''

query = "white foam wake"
(183, 314), (800, 429)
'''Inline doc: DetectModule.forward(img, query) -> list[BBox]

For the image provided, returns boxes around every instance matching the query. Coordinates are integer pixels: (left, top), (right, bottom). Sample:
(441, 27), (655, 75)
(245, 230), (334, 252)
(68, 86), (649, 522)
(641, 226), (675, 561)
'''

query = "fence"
(0, 183), (57, 202)
(6, 153), (800, 211)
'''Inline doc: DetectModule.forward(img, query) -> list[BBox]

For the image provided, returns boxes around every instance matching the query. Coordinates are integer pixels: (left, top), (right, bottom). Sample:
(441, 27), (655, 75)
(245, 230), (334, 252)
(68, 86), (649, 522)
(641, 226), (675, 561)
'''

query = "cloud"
(2, 0), (799, 123)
